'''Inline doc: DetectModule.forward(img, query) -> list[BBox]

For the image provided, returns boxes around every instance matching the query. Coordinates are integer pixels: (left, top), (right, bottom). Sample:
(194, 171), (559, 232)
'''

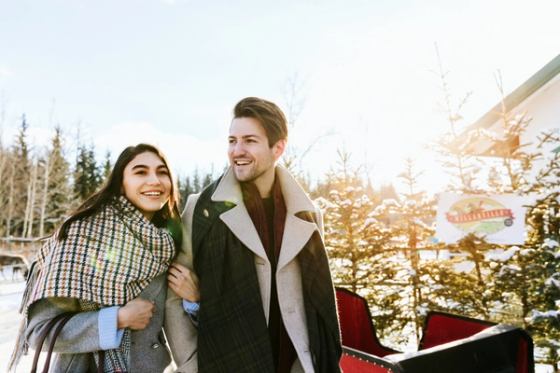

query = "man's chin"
(233, 169), (253, 183)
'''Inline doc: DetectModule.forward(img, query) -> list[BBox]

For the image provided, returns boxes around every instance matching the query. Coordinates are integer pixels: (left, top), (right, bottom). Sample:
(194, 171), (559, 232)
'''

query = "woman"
(10, 143), (181, 373)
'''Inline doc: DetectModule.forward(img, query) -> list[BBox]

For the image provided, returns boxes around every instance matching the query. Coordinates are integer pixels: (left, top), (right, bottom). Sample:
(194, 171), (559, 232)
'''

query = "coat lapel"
(276, 214), (316, 270)
(275, 166), (320, 271)
(210, 166), (320, 267)
(211, 168), (268, 261)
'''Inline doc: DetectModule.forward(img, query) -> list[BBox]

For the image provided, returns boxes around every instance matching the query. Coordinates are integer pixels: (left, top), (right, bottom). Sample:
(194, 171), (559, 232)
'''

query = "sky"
(1, 0), (559, 192)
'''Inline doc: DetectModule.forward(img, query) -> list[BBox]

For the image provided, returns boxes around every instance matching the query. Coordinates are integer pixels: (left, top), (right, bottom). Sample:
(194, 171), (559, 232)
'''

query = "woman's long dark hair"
(58, 143), (181, 243)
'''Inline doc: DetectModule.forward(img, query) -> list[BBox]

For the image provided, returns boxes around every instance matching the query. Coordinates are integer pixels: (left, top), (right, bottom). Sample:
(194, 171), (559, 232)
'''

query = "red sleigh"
(336, 288), (534, 373)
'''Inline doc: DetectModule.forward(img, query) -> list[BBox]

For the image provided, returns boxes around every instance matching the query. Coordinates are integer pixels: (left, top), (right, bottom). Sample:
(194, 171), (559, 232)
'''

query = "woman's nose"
(146, 172), (162, 185)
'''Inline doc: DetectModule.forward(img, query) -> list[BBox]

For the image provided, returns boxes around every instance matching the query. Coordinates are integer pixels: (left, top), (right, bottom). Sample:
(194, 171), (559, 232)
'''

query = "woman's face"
(122, 151), (172, 220)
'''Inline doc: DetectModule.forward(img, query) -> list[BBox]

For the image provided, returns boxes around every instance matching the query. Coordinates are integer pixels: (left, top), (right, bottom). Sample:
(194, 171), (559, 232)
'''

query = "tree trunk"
(24, 160), (38, 238)
(6, 161), (15, 237)
(39, 156), (50, 237)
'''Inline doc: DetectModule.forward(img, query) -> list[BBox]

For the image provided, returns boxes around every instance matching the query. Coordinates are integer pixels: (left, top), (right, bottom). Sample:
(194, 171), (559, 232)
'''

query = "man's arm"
(165, 193), (200, 372)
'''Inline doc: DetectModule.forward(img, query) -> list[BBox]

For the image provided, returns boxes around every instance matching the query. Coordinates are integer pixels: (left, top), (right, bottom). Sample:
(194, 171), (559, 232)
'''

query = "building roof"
(466, 54), (560, 133)
(454, 54), (560, 157)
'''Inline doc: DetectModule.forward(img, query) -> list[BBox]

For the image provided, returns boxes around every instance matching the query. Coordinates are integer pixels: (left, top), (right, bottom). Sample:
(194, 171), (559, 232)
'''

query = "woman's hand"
(117, 298), (154, 330)
(168, 263), (200, 302)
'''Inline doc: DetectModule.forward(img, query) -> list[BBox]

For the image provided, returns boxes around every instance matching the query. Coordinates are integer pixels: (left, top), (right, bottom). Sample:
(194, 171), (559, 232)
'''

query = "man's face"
(228, 117), (284, 183)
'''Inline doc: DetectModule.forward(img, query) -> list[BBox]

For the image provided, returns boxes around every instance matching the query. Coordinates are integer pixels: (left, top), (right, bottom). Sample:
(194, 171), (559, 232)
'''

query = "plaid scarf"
(10, 196), (175, 372)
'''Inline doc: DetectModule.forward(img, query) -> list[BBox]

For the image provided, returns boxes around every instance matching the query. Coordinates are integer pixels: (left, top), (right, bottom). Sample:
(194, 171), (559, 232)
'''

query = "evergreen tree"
(9, 115), (31, 236)
(202, 172), (213, 190)
(101, 150), (112, 183)
(391, 159), (440, 342)
(319, 150), (400, 342)
(43, 126), (72, 235)
(490, 126), (560, 368)
(524, 193), (560, 369)
(73, 143), (101, 203)
(178, 175), (194, 211)
(177, 170), (215, 211)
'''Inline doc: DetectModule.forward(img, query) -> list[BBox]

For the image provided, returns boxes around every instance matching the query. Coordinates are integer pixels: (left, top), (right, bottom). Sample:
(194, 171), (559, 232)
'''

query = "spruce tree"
(73, 143), (101, 203)
(101, 150), (112, 183)
(43, 126), (72, 235)
(319, 150), (400, 342)
(9, 115), (31, 236)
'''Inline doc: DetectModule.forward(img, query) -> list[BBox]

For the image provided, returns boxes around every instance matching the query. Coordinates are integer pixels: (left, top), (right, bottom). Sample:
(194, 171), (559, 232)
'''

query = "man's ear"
(273, 139), (287, 160)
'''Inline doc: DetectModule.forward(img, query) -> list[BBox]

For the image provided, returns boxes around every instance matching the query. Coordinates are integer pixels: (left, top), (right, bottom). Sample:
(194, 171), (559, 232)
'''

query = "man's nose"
(231, 142), (246, 156)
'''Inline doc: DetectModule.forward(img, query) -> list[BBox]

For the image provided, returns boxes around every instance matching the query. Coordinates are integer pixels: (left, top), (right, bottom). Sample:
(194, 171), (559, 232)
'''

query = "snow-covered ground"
(0, 277), (555, 372)
(0, 279), (33, 372)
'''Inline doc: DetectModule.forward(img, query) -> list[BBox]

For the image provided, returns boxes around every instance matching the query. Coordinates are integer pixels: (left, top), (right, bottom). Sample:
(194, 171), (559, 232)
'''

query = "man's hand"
(117, 298), (154, 330)
(168, 263), (200, 302)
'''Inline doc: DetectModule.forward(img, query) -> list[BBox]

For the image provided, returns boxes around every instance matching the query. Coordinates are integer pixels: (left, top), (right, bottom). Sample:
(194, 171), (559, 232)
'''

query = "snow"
(363, 217), (378, 228)
(0, 279), (33, 372)
(544, 277), (560, 289)
(499, 264), (522, 275)
(382, 199), (399, 207)
(543, 238), (559, 249)
(453, 261), (475, 273)
(485, 247), (519, 262)
(530, 309), (560, 321)
(313, 197), (336, 210)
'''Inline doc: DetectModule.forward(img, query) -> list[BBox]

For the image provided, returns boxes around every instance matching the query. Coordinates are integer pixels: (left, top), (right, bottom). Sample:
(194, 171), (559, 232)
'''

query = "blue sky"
(1, 0), (559, 190)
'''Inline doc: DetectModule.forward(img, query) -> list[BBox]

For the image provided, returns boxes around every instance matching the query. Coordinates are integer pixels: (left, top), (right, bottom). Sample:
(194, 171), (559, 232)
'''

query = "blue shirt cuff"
(182, 299), (200, 315)
(98, 306), (125, 350)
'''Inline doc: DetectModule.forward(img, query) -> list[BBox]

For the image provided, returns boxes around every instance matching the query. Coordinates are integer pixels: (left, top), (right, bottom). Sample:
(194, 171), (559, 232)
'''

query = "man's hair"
(233, 97), (288, 147)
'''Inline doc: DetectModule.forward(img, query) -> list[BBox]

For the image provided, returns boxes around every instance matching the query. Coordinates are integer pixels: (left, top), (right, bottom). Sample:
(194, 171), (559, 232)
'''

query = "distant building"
(456, 54), (560, 157)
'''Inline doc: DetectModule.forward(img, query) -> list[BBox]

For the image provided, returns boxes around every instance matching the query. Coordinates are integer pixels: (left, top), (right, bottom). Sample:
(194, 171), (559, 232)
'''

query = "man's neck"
(253, 166), (276, 198)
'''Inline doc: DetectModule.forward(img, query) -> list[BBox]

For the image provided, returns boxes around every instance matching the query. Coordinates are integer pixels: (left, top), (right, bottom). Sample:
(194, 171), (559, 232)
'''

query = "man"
(166, 97), (341, 373)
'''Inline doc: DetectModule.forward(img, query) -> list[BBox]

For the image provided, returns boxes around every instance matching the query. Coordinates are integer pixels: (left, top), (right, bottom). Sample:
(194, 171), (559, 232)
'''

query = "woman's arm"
(26, 296), (155, 354)
(26, 297), (108, 353)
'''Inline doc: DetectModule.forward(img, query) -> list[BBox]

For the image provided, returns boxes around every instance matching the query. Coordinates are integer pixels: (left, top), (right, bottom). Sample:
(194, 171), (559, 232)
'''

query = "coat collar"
(211, 165), (319, 270)
(211, 165), (316, 214)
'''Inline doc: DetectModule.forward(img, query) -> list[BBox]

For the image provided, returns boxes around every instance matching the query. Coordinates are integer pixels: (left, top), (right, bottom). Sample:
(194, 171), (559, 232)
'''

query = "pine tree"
(490, 125), (560, 368)
(192, 168), (201, 194)
(432, 48), (480, 194)
(9, 115), (31, 236)
(101, 150), (112, 183)
(73, 143), (101, 203)
(319, 150), (400, 341)
(391, 158), (440, 342)
(202, 172), (213, 190)
(178, 175), (194, 211)
(524, 193), (560, 369)
(42, 126), (72, 235)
